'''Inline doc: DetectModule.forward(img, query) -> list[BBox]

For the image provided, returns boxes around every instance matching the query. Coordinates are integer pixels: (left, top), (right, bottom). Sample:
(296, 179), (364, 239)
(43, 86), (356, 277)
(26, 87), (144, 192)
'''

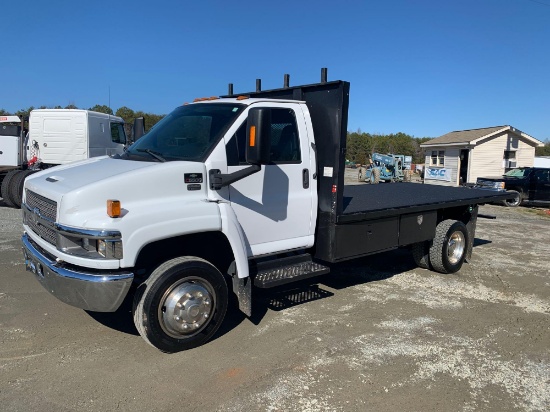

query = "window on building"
(503, 150), (516, 171)
(430, 150), (444, 167)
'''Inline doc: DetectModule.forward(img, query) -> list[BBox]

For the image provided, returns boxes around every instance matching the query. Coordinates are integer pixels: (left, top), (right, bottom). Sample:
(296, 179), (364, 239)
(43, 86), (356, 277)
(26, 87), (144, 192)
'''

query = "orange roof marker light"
(107, 200), (121, 218)
(193, 96), (220, 102)
(236, 96), (249, 100)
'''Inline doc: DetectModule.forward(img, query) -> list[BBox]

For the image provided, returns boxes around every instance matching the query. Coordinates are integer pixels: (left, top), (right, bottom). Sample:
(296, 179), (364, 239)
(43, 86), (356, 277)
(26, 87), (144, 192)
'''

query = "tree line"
(3, 105), (548, 158)
(346, 130), (432, 165)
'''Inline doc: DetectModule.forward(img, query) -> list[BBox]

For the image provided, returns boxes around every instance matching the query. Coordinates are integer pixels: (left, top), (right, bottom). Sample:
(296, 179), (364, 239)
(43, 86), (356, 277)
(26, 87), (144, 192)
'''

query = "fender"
(219, 202), (252, 316)
(219, 202), (250, 279)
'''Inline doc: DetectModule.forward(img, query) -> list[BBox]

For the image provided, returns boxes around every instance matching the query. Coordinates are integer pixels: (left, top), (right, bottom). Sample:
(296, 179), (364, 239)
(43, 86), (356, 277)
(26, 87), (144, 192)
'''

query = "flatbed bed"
(340, 183), (510, 223)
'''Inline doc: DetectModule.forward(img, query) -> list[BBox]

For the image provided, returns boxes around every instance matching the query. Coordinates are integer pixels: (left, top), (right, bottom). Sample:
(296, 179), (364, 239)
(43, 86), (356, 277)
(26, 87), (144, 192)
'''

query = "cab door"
(532, 169), (550, 202)
(225, 103), (315, 256)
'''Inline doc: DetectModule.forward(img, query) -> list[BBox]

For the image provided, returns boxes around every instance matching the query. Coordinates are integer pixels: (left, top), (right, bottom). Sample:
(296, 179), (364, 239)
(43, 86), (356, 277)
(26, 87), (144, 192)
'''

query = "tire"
(133, 256), (228, 353)
(1, 169), (19, 207)
(503, 190), (521, 207)
(411, 241), (431, 269)
(370, 168), (381, 184)
(429, 220), (469, 274)
(9, 170), (35, 208)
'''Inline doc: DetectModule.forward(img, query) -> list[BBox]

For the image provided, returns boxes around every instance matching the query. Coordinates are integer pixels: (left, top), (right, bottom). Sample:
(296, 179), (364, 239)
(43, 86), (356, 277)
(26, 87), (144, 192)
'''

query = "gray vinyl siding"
(469, 132), (536, 183)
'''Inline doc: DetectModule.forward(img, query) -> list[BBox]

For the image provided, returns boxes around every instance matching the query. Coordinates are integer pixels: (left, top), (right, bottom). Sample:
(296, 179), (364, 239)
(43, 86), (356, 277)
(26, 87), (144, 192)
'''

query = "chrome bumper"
(22, 233), (134, 312)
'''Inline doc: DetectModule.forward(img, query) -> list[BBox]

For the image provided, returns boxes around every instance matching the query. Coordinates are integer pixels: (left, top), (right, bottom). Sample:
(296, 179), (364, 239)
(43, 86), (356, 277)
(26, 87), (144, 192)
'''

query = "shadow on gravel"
(473, 238), (492, 247)
(84, 239), (493, 341)
(85, 289), (139, 336)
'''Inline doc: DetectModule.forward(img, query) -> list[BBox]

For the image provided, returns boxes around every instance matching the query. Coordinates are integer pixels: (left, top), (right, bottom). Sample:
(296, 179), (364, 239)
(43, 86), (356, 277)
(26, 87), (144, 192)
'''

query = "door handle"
(303, 169), (309, 189)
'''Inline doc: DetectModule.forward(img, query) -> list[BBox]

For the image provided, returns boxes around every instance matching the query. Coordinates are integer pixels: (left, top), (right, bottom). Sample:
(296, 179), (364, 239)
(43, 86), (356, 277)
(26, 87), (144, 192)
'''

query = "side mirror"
(133, 117), (145, 141)
(246, 108), (271, 165)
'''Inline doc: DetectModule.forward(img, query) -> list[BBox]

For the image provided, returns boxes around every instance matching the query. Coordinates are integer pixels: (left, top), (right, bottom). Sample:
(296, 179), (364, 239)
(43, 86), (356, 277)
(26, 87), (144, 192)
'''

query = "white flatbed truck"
(20, 70), (511, 352)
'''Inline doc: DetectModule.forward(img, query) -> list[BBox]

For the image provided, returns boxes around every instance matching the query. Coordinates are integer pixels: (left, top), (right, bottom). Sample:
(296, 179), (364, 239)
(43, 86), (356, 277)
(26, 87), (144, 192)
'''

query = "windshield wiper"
(136, 148), (166, 162)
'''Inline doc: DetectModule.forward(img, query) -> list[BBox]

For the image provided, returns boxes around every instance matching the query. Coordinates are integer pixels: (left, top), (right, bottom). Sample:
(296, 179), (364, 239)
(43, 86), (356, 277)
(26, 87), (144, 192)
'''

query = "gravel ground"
(1, 175), (549, 412)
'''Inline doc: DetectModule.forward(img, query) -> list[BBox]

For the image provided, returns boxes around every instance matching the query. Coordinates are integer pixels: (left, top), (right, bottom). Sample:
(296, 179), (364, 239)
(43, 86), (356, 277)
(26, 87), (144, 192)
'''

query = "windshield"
(504, 168), (529, 177)
(126, 103), (244, 162)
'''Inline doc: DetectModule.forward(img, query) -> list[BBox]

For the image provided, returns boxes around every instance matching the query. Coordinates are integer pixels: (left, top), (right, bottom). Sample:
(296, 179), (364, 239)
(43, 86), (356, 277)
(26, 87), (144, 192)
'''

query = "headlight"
(55, 225), (123, 259)
(96, 239), (123, 259)
(97, 240), (107, 257)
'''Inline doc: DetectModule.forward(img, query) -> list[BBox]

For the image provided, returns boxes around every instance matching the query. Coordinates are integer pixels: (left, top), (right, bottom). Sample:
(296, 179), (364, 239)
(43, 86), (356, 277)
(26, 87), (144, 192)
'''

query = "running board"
(252, 254), (330, 288)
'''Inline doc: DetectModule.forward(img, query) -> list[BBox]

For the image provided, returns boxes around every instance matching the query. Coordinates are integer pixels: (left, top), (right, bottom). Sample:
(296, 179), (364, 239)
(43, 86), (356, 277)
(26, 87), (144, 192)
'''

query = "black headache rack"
(222, 68), (350, 263)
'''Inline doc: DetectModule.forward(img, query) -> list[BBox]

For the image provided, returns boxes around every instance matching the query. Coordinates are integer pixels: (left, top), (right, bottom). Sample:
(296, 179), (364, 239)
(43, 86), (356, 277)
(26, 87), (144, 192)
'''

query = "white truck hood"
(26, 156), (156, 197)
(24, 156), (209, 227)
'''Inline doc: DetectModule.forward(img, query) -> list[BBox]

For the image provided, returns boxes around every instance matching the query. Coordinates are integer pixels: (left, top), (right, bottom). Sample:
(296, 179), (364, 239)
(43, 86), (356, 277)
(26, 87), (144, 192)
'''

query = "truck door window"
(111, 123), (127, 144)
(226, 108), (301, 166)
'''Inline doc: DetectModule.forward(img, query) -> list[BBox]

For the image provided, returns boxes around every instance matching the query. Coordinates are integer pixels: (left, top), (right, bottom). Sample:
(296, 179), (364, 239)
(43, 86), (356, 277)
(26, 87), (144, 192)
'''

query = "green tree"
(535, 140), (550, 156)
(89, 104), (113, 115)
(15, 106), (35, 119)
(64, 104), (78, 109)
(0, 108), (10, 116)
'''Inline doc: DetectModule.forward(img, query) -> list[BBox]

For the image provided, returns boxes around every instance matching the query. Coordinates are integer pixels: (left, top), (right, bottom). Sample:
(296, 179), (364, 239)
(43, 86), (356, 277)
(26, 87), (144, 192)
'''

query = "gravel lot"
(1, 176), (549, 411)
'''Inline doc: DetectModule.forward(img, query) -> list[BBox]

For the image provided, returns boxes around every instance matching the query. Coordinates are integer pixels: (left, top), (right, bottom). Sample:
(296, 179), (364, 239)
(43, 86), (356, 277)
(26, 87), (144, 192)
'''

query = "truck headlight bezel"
(56, 224), (123, 260)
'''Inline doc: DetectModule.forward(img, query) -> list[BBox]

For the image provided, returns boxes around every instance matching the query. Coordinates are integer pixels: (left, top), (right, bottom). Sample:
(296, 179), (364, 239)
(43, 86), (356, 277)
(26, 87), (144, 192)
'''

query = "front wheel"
(503, 190), (521, 207)
(370, 168), (381, 184)
(429, 220), (468, 274)
(133, 257), (228, 353)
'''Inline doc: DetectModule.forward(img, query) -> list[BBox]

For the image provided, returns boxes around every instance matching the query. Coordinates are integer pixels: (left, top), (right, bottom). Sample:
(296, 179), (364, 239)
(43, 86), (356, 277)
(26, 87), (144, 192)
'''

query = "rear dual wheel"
(10, 170), (35, 208)
(0, 170), (35, 208)
(411, 219), (469, 274)
(429, 220), (468, 274)
(1, 170), (19, 207)
(133, 257), (228, 353)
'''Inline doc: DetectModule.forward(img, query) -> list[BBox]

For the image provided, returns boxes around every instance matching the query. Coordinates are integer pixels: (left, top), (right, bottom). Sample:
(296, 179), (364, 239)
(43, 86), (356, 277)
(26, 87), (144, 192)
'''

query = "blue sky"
(2, 0), (549, 140)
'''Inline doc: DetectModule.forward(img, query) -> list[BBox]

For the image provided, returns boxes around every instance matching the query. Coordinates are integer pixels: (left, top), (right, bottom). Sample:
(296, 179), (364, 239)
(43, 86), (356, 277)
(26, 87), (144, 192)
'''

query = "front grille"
(24, 190), (58, 246)
(25, 190), (57, 221)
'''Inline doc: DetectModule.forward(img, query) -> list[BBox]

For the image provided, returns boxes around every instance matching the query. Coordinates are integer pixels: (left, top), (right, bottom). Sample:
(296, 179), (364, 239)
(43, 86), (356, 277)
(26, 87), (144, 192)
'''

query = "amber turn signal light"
(107, 200), (121, 218)
(249, 126), (256, 147)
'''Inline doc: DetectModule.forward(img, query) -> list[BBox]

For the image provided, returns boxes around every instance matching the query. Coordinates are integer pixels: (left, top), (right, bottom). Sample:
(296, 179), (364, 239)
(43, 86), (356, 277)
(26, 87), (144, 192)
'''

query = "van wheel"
(411, 241), (431, 269)
(1, 170), (19, 207)
(429, 220), (468, 274)
(133, 257), (228, 353)
(503, 190), (521, 207)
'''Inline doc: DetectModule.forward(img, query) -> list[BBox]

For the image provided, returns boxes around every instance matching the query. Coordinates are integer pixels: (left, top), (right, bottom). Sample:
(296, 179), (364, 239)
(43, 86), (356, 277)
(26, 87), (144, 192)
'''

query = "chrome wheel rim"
(507, 195), (520, 206)
(447, 231), (465, 265)
(158, 277), (216, 339)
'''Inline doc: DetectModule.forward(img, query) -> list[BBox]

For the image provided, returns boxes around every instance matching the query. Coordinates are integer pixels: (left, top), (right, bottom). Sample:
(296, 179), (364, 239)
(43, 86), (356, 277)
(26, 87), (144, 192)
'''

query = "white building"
(420, 125), (544, 186)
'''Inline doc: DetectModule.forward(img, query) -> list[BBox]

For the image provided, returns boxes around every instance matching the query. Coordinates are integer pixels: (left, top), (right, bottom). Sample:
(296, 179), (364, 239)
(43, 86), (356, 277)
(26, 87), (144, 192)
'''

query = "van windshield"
(125, 103), (244, 162)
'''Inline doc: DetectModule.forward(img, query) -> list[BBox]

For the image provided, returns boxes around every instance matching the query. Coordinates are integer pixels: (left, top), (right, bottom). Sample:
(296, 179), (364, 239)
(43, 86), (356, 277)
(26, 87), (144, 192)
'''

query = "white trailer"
(1, 110), (127, 208)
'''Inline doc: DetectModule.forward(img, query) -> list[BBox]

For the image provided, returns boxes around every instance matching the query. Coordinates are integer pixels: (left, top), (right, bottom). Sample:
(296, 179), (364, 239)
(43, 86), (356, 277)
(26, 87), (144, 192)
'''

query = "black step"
(253, 254), (330, 288)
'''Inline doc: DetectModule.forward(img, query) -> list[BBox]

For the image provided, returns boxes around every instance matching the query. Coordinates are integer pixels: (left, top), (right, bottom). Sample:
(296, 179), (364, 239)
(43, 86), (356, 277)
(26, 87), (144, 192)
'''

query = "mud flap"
(465, 205), (478, 262)
(229, 261), (251, 317)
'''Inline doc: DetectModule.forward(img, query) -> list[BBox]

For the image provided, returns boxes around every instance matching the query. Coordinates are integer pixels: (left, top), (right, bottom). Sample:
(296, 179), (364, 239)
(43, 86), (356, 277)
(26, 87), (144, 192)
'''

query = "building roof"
(420, 125), (543, 148)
